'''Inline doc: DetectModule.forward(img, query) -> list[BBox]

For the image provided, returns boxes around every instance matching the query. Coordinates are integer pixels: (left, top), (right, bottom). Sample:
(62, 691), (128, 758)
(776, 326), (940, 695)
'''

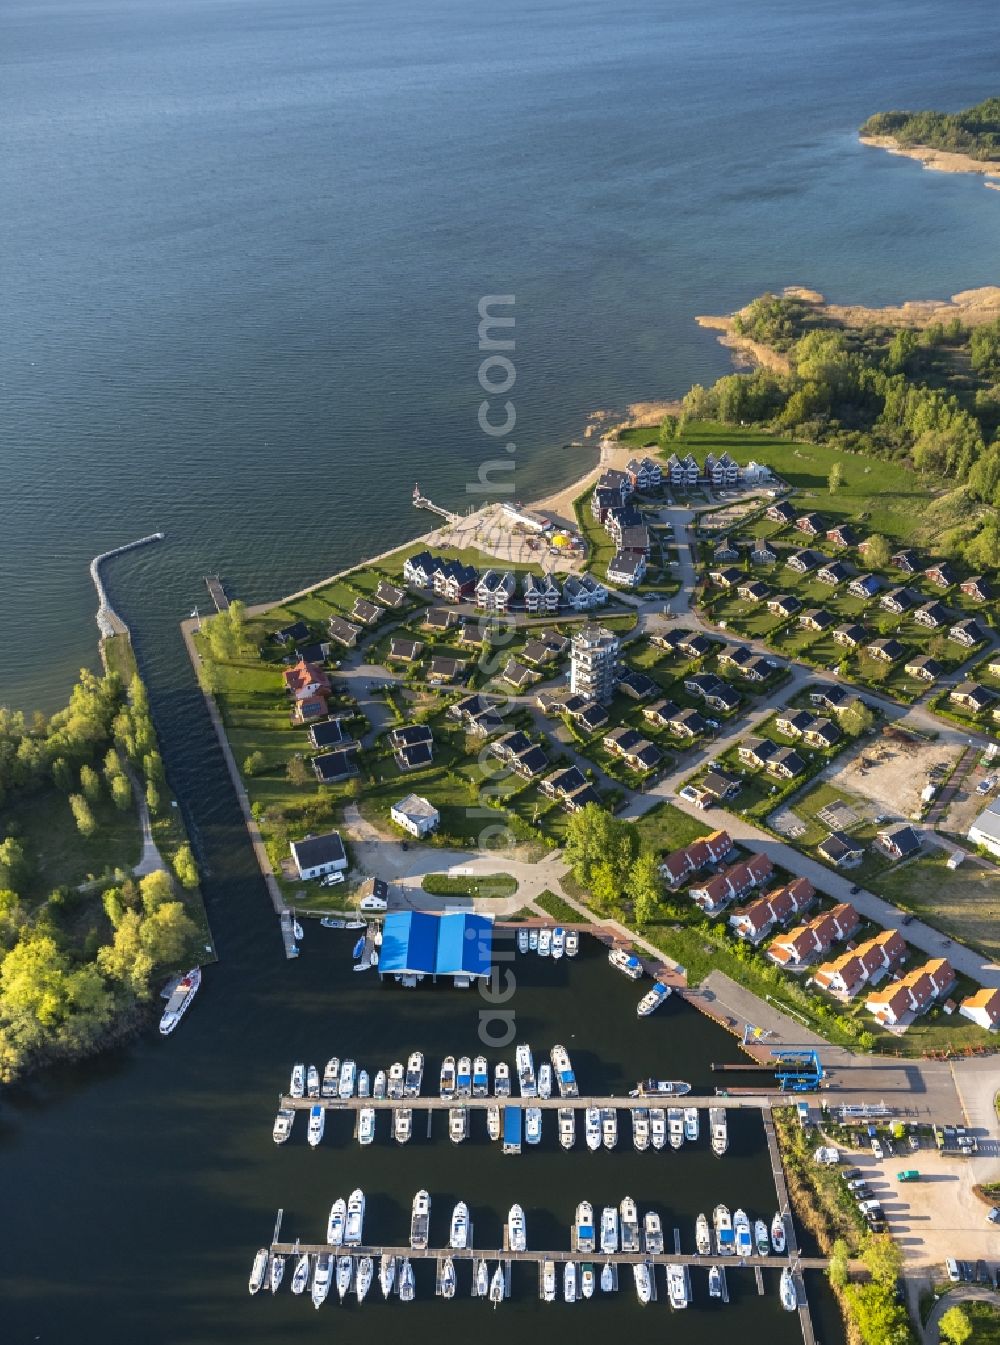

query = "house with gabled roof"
(739, 736), (776, 769)
(283, 658), (331, 700)
(767, 745), (805, 779)
(522, 571), (561, 613)
(795, 512), (823, 536)
(643, 698), (681, 729)
(833, 623), (865, 649)
(428, 655), (467, 684)
(434, 559), (478, 603)
(767, 499), (796, 525)
(388, 636), (423, 663)
(924, 561), (956, 589)
(817, 560), (850, 587)
(875, 824), (921, 861)
(327, 615), (362, 647)
(914, 600), (949, 629)
(737, 579), (769, 603)
(767, 594), (801, 619)
(817, 831), (864, 867)
(802, 717), (840, 749)
(351, 597), (381, 626)
(710, 565), (743, 589)
(421, 606), (458, 632)
(713, 535), (741, 562)
(776, 708), (812, 738)
(475, 569), (516, 613)
(866, 637), (905, 664)
(667, 706), (707, 738)
(959, 987), (1000, 1031)
(768, 902), (858, 969)
(960, 575), (993, 603)
(607, 549), (648, 588)
(787, 548), (822, 573)
(904, 655), (941, 683)
(949, 618), (986, 648)
(826, 523), (859, 550)
(814, 929), (906, 1000)
(799, 608), (834, 632)
(848, 574), (880, 600)
(866, 958), (955, 1028)
(375, 579), (407, 608)
(950, 682), (995, 714)
(889, 548), (918, 573)
(881, 585), (918, 613)
(562, 572), (608, 610)
(750, 539), (778, 565)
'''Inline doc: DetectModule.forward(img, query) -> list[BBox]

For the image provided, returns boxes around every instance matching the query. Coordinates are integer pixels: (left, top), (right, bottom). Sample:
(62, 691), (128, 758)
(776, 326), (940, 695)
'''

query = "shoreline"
(860, 133), (1000, 189)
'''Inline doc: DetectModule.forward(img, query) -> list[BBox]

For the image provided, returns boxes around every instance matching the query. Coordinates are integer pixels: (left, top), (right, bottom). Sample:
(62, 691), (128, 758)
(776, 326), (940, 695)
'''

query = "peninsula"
(860, 96), (1000, 186)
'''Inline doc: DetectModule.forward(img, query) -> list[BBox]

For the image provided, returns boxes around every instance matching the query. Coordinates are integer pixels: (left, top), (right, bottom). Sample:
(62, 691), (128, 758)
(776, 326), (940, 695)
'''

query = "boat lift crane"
(770, 1049), (823, 1092)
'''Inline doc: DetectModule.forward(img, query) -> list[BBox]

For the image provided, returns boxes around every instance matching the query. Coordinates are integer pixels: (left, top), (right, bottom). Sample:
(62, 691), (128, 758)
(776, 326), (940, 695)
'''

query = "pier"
(89, 531), (165, 637)
(204, 574), (230, 613)
(412, 485), (459, 524)
(279, 1092), (774, 1112)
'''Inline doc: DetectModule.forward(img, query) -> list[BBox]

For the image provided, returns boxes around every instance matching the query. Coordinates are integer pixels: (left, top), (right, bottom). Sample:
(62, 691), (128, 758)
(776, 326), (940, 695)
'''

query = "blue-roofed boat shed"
(379, 911), (494, 984)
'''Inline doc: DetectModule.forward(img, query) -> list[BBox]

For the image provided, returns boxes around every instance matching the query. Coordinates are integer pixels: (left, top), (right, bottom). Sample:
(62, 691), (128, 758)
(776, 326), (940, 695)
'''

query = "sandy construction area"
(829, 732), (964, 821)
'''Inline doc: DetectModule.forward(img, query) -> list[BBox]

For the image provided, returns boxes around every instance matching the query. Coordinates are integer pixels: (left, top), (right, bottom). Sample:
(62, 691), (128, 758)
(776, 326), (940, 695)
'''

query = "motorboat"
(620, 1197), (640, 1252)
(159, 967), (201, 1035)
(780, 1266), (797, 1311)
(755, 1218), (770, 1256)
(372, 1068), (387, 1100)
(490, 1262), (505, 1306)
(404, 1051), (424, 1097)
(538, 928), (552, 957)
(393, 1107), (412, 1144)
(733, 1208), (753, 1259)
(517, 927), (529, 953)
(525, 1107), (542, 1145)
(291, 1252), (311, 1295)
(358, 1107), (375, 1145)
(249, 1248), (269, 1295)
(320, 916), (344, 928)
(667, 1263), (689, 1309)
(633, 1261), (652, 1305)
(494, 1061), (511, 1097)
(351, 935), (365, 959)
(566, 929), (579, 957)
(440, 1257), (456, 1299)
(355, 1255), (373, 1303)
(307, 1104), (325, 1148)
(585, 1107), (601, 1151)
(644, 1211), (663, 1255)
(306, 1064), (320, 1098)
(273, 1107), (294, 1144)
(537, 1063), (553, 1100)
(321, 1057), (340, 1098)
(508, 1204), (527, 1252)
(388, 1061), (405, 1099)
(714, 1204), (735, 1256)
(600, 1205), (619, 1254)
(472, 1055), (489, 1097)
(411, 1190), (431, 1250)
(311, 1252), (333, 1308)
(684, 1106), (699, 1143)
(771, 1212), (786, 1255)
(710, 1106), (728, 1157)
(650, 1108), (666, 1149)
(450, 1201), (470, 1250)
(668, 1107), (684, 1150)
(600, 1261), (614, 1293)
(456, 1055), (472, 1098)
(344, 1189), (365, 1246)
(290, 1063), (306, 1098)
(528, 929), (539, 952)
(631, 1079), (692, 1097)
(637, 981), (671, 1016)
(336, 1255), (353, 1301)
(709, 1265), (723, 1298)
(696, 1213), (712, 1256)
(358, 1069), (370, 1098)
(399, 1258), (415, 1302)
(476, 1258), (489, 1297)
(632, 1107), (650, 1151)
(551, 1044), (578, 1098)
(338, 1059), (356, 1100)
(326, 1198), (346, 1246)
(552, 927), (566, 960)
(379, 1254), (396, 1300)
(563, 1260), (577, 1302)
(293, 918), (304, 943)
(542, 1259), (556, 1303)
(575, 1201), (595, 1253)
(602, 1108), (618, 1150)
(440, 1055), (456, 1099)
(608, 947), (642, 980)
(515, 1043), (536, 1097)
(449, 1106), (469, 1143)
(487, 1104), (501, 1141)
(558, 1107), (575, 1149)
(581, 1263), (595, 1298)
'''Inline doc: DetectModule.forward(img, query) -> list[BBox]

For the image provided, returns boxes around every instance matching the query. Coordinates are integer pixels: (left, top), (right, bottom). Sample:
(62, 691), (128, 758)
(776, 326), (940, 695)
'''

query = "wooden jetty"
(204, 574), (230, 613)
(278, 1092), (774, 1113)
(412, 486), (459, 524)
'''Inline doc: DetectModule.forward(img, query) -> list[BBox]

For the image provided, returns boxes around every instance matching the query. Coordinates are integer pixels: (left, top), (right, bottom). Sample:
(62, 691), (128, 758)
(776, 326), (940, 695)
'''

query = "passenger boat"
(159, 967), (201, 1035)
(249, 1248), (269, 1295)
(528, 929), (539, 952)
(311, 1252), (333, 1308)
(273, 1107), (294, 1144)
(710, 1106), (728, 1157)
(552, 927), (566, 960)
(440, 1055), (456, 1099)
(373, 1068), (387, 1100)
(358, 1106), (375, 1145)
(608, 947), (643, 980)
(542, 1259), (556, 1302)
(586, 1107), (602, 1151)
(307, 1104), (325, 1147)
(771, 1212), (786, 1254)
(600, 1205), (619, 1254)
(489, 1262), (505, 1305)
(321, 1057), (340, 1098)
(632, 1107), (650, 1151)
(581, 1262), (595, 1298)
(696, 1212), (712, 1256)
(558, 1107), (576, 1149)
(357, 1069), (370, 1098)
(306, 1064), (320, 1098)
(327, 1198), (346, 1246)
(456, 1055), (472, 1098)
(472, 1055), (489, 1097)
(630, 1078), (692, 1097)
(565, 929), (580, 957)
(355, 1255), (373, 1303)
(755, 1218), (770, 1256)
(450, 1201), (470, 1250)
(488, 1104), (501, 1141)
(602, 1107), (618, 1150)
(633, 1260), (652, 1305)
(684, 1106), (699, 1142)
(667, 1107), (684, 1149)
(517, 927), (529, 953)
(410, 1189), (431, 1250)
(709, 1265), (723, 1298)
(388, 1061), (405, 1099)
(289, 1063), (306, 1098)
(620, 1197), (640, 1252)
(448, 1106), (469, 1143)
(650, 1107), (666, 1149)
(393, 1107), (412, 1143)
(713, 1204), (735, 1256)
(494, 1061), (511, 1097)
(733, 1208), (753, 1258)
(338, 1059), (356, 1099)
(551, 1044), (578, 1097)
(405, 1051), (424, 1096)
(525, 1106), (542, 1145)
(399, 1258), (415, 1302)
(637, 980), (671, 1016)
(667, 1263), (689, 1309)
(563, 1260), (576, 1302)
(336, 1255), (352, 1301)
(644, 1211), (664, 1255)
(344, 1188), (365, 1246)
(575, 1201), (595, 1253)
(476, 1258), (489, 1297)
(440, 1257), (456, 1299)
(780, 1266), (797, 1312)
(600, 1261), (614, 1293)
(538, 928), (552, 957)
(537, 1062), (552, 1099)
(379, 1254), (396, 1299)
(291, 1252), (311, 1295)
(515, 1043), (536, 1097)
(507, 1203), (527, 1252)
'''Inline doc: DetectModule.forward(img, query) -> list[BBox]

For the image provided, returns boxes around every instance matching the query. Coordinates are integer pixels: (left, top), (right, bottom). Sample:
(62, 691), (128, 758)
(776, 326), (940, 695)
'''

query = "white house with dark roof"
(290, 830), (347, 881)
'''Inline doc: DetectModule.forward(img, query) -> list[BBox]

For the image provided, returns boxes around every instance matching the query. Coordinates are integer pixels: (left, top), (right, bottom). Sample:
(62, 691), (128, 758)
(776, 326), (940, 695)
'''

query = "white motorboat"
(344, 1188), (365, 1246)
(338, 1059), (356, 1100)
(538, 928), (552, 957)
(472, 1055), (489, 1097)
(307, 1104), (325, 1148)
(307, 1065), (320, 1098)
(320, 917), (344, 929)
(714, 1204), (735, 1256)
(494, 1061), (511, 1097)
(755, 1218), (770, 1256)
(456, 1055), (472, 1098)
(602, 1108), (617, 1150)
(388, 1061), (405, 1099)
(633, 1260), (652, 1305)
(321, 1056), (340, 1098)
(696, 1213), (712, 1256)
(542, 1259), (556, 1302)
(771, 1212), (786, 1255)
(581, 1262), (595, 1298)
(575, 1201), (595, 1253)
(393, 1107), (412, 1144)
(668, 1107), (684, 1150)
(311, 1252), (333, 1308)
(273, 1107), (294, 1144)
(637, 980), (671, 1016)
(650, 1107), (666, 1149)
(372, 1068), (387, 1099)
(551, 1044), (578, 1098)
(291, 1252), (311, 1295)
(566, 929), (579, 957)
(600, 1205), (619, 1255)
(525, 1107), (542, 1145)
(780, 1266), (797, 1311)
(563, 1260), (577, 1302)
(450, 1201), (470, 1250)
(733, 1208), (753, 1258)
(537, 1063), (552, 1099)
(710, 1106), (728, 1157)
(632, 1107), (649, 1152)
(558, 1107), (575, 1149)
(448, 1105), (468, 1143)
(159, 967), (201, 1035)
(517, 927), (529, 953)
(631, 1078), (692, 1097)
(293, 918), (304, 942)
(327, 1198), (346, 1246)
(644, 1211), (664, 1255)
(585, 1106), (601, 1151)
(507, 1203), (527, 1252)
(336, 1255), (353, 1301)
(709, 1265), (723, 1298)
(358, 1107), (375, 1145)
(355, 1255), (373, 1303)
(552, 927), (566, 960)
(358, 1069), (370, 1098)
(620, 1197), (640, 1252)
(441, 1257), (456, 1299)
(410, 1190), (431, 1250)
(600, 1261), (614, 1293)
(440, 1055), (456, 1099)
(399, 1258), (415, 1302)
(608, 947), (642, 980)
(476, 1258), (489, 1297)
(379, 1253), (396, 1299)
(405, 1051), (424, 1097)
(490, 1263), (505, 1306)
(684, 1106), (699, 1143)
(487, 1104), (501, 1141)
(249, 1248), (269, 1295)
(290, 1063), (305, 1098)
(667, 1263), (689, 1309)
(528, 929), (539, 952)
(515, 1043), (536, 1097)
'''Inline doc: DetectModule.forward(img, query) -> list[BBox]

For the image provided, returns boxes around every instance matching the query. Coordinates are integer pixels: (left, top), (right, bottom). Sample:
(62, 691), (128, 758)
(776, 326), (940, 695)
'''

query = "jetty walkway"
(90, 532), (164, 636)
(279, 1093), (774, 1112)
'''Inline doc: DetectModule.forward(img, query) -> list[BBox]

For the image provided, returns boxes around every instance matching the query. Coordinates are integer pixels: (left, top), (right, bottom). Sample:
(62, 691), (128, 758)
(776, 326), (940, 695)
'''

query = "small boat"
(600, 1261), (614, 1294)
(290, 1063), (305, 1098)
(602, 1107), (617, 1150)
(632, 1107), (649, 1152)
(351, 935), (365, 959)
(525, 1107), (542, 1145)
(379, 1253), (396, 1299)
(709, 1265), (723, 1299)
(449, 1105), (468, 1143)
(650, 1107), (666, 1149)
(273, 1107), (294, 1144)
(733, 1208), (753, 1258)
(355, 1255), (373, 1303)
(399, 1258), (415, 1302)
(552, 927), (566, 960)
(563, 1260), (577, 1302)
(291, 1252), (311, 1295)
(517, 927), (529, 953)
(307, 1104), (325, 1147)
(538, 928), (552, 957)
(710, 1106), (728, 1157)
(581, 1262), (595, 1297)
(456, 1055), (472, 1098)
(358, 1069), (370, 1098)
(405, 1050), (424, 1097)
(585, 1107), (601, 1151)
(542, 1259), (556, 1302)
(608, 947), (643, 980)
(338, 1059), (356, 1099)
(714, 1204), (735, 1257)
(321, 1057), (340, 1098)
(320, 917), (345, 929)
(620, 1197), (640, 1252)
(515, 1044), (536, 1097)
(336, 1255), (353, 1301)
(637, 981), (671, 1016)
(551, 1044), (578, 1098)
(440, 1257), (456, 1299)
(494, 1061), (511, 1097)
(307, 1064), (320, 1098)
(489, 1262), (505, 1306)
(311, 1252), (333, 1308)
(344, 1188), (365, 1246)
(487, 1104), (501, 1140)
(528, 929), (539, 952)
(450, 1201), (470, 1250)
(537, 1063), (552, 1099)
(566, 929), (579, 957)
(771, 1212), (786, 1255)
(293, 918), (304, 942)
(558, 1107), (575, 1149)
(684, 1106), (699, 1143)
(410, 1190), (431, 1250)
(575, 1201), (595, 1253)
(633, 1260), (652, 1305)
(327, 1198), (346, 1246)
(476, 1258), (489, 1297)
(388, 1061), (405, 1099)
(358, 1106), (375, 1145)
(159, 967), (201, 1035)
(393, 1107), (412, 1143)
(472, 1055), (489, 1097)
(755, 1218), (770, 1257)
(667, 1263), (689, 1309)
(373, 1069), (386, 1099)
(508, 1203), (527, 1252)
(440, 1055), (456, 1099)
(780, 1266), (797, 1312)
(644, 1211), (664, 1255)
(600, 1205), (619, 1255)
(631, 1078), (692, 1097)
(696, 1213), (712, 1256)
(667, 1107), (684, 1150)
(249, 1248), (269, 1295)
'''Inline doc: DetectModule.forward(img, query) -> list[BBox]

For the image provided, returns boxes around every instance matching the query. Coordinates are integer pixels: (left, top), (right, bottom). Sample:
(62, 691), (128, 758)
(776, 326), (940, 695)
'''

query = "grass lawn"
(869, 850), (1000, 960)
(633, 801), (712, 852)
(968, 1302), (1000, 1345)
(535, 889), (590, 923)
(421, 872), (518, 898)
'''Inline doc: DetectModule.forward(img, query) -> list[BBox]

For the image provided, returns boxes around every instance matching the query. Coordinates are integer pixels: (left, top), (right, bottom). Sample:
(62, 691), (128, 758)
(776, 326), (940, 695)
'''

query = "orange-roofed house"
(959, 987), (1000, 1031)
(866, 959), (955, 1028)
(283, 659), (331, 701)
(729, 895), (777, 944)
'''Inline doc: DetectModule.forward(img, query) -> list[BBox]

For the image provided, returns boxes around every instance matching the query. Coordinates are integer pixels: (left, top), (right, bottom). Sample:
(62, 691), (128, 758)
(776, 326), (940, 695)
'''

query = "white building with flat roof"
(968, 799), (1000, 858)
(390, 794), (440, 838)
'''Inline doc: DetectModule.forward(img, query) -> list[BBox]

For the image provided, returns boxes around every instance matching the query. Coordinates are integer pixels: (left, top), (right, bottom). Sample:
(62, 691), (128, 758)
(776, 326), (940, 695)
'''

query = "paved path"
(130, 763), (168, 878)
(922, 1289), (1000, 1345)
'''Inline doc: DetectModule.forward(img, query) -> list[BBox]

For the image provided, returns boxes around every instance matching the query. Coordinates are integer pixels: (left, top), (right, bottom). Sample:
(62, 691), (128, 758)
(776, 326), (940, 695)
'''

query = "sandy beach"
(860, 133), (1000, 186)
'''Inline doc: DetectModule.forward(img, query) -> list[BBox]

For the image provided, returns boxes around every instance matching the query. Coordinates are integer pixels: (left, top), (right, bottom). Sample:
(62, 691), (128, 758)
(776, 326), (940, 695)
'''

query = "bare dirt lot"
(431, 502), (588, 573)
(829, 732), (964, 821)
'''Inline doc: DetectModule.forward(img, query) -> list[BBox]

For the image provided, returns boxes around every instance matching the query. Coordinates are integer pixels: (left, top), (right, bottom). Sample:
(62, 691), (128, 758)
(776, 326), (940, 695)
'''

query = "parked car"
(320, 871), (345, 887)
(901, 913), (914, 925)
(959, 1261), (975, 1283)
(849, 885), (861, 895)
(871, 1138), (884, 1159)
(976, 1260), (990, 1285)
(945, 1259), (961, 1283)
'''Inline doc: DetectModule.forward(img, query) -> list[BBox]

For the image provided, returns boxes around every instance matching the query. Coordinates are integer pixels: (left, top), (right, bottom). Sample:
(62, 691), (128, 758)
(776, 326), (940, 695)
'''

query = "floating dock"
(277, 1092), (771, 1112)
(204, 574), (230, 613)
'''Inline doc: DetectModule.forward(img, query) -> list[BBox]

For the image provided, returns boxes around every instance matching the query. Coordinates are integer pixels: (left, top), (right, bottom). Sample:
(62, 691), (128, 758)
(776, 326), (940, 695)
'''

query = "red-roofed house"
(866, 959), (955, 1027)
(729, 895), (777, 944)
(814, 929), (906, 1000)
(283, 659), (331, 701)
(959, 987), (1000, 1031)
(688, 872), (733, 915)
(768, 903), (858, 969)
(659, 848), (694, 888)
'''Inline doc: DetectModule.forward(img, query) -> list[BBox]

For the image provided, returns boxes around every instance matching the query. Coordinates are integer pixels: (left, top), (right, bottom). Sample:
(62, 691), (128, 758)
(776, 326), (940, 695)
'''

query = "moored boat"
(344, 1188), (365, 1246)
(709, 1264), (723, 1298)
(476, 1258), (489, 1297)
(684, 1106), (699, 1143)
(393, 1107), (412, 1144)
(249, 1248), (269, 1295)
(667, 1263), (689, 1309)
(515, 1043), (536, 1097)
(565, 929), (579, 957)
(321, 1056), (340, 1098)
(410, 1189), (431, 1250)
(440, 1256), (456, 1299)
(357, 1068), (370, 1098)
(600, 1261), (614, 1293)
(448, 1105), (468, 1143)
(600, 1205), (619, 1254)
(644, 1211), (664, 1255)
(487, 1104), (501, 1141)
(755, 1218), (770, 1256)
(771, 1212), (786, 1255)
(710, 1105), (728, 1157)
(472, 1055), (489, 1097)
(637, 980), (671, 1016)
(620, 1197), (640, 1252)
(650, 1107), (666, 1149)
(632, 1107), (649, 1151)
(159, 967), (201, 1035)
(696, 1212), (712, 1256)
(538, 928), (552, 957)
(356, 1255), (373, 1303)
(576, 1200), (595, 1252)
(780, 1266), (797, 1312)
(307, 1104), (325, 1148)
(291, 1252), (311, 1295)
(456, 1055), (472, 1098)
(608, 947), (643, 980)
(713, 1204), (734, 1256)
(525, 1106), (542, 1145)
(580, 1262), (595, 1297)
(586, 1107), (602, 1151)
(528, 929), (539, 952)
(338, 1059), (356, 1099)
(273, 1107), (294, 1144)
(668, 1107), (684, 1149)
(336, 1254), (352, 1301)
(551, 1044), (578, 1098)
(633, 1260), (652, 1305)
(517, 927), (529, 953)
(537, 1062), (552, 1100)
(542, 1259), (556, 1302)
(450, 1201), (470, 1250)
(404, 1050), (424, 1097)
(508, 1203), (527, 1252)
(388, 1061), (405, 1099)
(733, 1208), (752, 1258)
(602, 1107), (617, 1150)
(558, 1107), (575, 1149)
(552, 927), (565, 960)
(373, 1068), (387, 1099)
(327, 1198), (346, 1246)
(290, 1063), (305, 1099)
(563, 1259), (576, 1302)
(399, 1258), (415, 1302)
(631, 1078), (692, 1097)
(489, 1262), (505, 1305)
(379, 1253), (396, 1299)
(440, 1055), (456, 1099)
(358, 1106), (375, 1145)
(311, 1252), (333, 1308)
(494, 1061), (511, 1097)
(307, 1064), (320, 1098)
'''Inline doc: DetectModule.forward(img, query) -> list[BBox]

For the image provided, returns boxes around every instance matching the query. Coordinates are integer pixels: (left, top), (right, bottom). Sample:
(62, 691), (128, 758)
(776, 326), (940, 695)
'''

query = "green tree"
(626, 852), (662, 928)
(864, 534), (892, 571)
(827, 1237), (850, 1289)
(141, 901), (198, 967)
(79, 764), (102, 804)
(103, 887), (125, 928)
(939, 1305), (972, 1345)
(51, 757), (74, 792)
(243, 750), (265, 777)
(842, 701), (876, 737)
(172, 843), (199, 890)
(828, 462), (844, 494)
(0, 837), (29, 893)
(286, 755), (310, 787)
(564, 804), (637, 890)
(110, 773), (133, 812)
(0, 889), (25, 950)
(97, 911), (153, 999)
(861, 1232), (902, 1284)
(657, 416), (678, 446)
(146, 780), (160, 816)
(963, 516), (1000, 571)
(69, 793), (97, 838)
(139, 870), (175, 914)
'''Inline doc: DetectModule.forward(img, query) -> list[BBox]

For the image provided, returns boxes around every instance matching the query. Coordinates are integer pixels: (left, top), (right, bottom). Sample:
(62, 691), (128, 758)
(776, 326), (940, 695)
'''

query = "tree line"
(861, 97), (1000, 162)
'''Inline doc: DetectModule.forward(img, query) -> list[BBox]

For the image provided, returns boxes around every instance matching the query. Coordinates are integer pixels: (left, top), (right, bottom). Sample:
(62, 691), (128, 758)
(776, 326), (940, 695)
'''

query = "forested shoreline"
(861, 97), (1000, 162)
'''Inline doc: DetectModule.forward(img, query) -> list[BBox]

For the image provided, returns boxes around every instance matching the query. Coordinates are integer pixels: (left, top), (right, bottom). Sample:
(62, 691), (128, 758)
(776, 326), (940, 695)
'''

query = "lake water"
(3, 0), (999, 1337)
